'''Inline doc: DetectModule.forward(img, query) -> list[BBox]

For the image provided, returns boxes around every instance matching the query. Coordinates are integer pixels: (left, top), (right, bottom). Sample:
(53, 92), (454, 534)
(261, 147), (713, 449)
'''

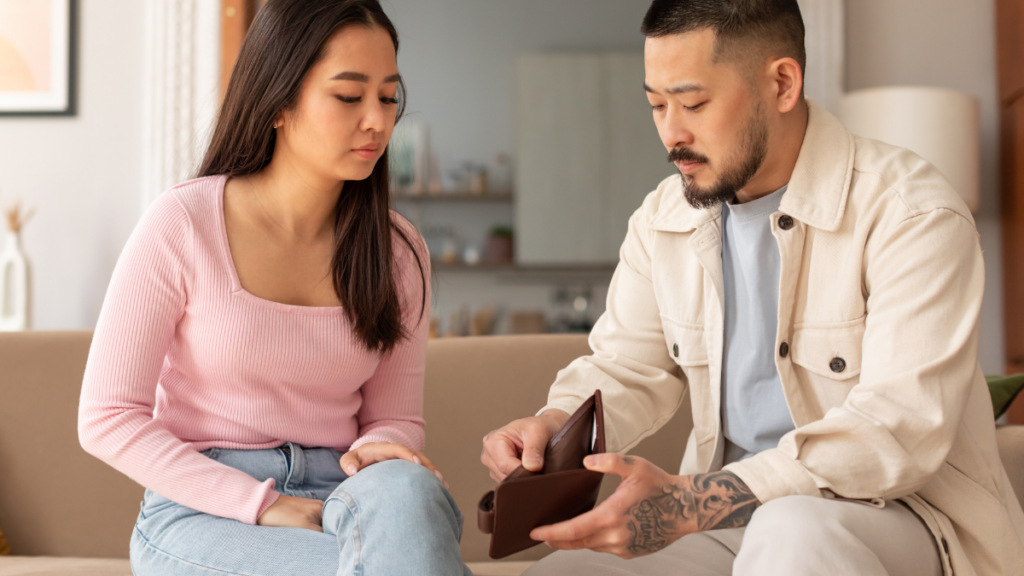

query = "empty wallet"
(477, 390), (606, 559)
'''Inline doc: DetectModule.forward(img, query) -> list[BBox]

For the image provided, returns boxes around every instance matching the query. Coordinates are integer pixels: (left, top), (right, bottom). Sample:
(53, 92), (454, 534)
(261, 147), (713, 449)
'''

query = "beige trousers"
(524, 496), (943, 576)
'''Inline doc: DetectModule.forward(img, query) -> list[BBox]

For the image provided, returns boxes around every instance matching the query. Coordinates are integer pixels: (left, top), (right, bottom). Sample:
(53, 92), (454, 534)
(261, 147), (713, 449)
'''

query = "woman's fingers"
(338, 443), (448, 488)
(407, 448), (449, 489)
(339, 450), (365, 476)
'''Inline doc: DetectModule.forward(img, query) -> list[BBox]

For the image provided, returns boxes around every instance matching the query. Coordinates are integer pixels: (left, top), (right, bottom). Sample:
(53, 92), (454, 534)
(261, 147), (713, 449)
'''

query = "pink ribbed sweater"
(78, 175), (430, 525)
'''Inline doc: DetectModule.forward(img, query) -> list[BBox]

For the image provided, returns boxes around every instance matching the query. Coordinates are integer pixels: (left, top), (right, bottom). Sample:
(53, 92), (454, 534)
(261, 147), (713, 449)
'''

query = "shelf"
(431, 260), (616, 274)
(392, 191), (514, 203)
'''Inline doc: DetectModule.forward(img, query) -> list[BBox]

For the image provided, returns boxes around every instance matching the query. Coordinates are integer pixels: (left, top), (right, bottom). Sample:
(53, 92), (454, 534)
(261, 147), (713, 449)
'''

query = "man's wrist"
(624, 470), (761, 555)
(539, 408), (571, 429)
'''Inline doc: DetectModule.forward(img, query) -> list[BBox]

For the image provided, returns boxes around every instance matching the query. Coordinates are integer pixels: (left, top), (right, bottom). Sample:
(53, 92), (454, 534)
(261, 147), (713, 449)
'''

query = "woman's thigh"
(131, 489), (339, 576)
(131, 446), (343, 576)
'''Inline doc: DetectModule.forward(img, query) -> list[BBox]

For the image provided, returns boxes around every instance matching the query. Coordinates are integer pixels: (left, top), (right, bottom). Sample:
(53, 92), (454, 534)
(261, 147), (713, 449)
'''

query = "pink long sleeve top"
(78, 175), (431, 525)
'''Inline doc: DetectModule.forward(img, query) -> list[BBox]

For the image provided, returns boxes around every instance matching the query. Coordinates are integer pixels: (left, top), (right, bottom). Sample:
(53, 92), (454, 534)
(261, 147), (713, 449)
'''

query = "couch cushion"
(0, 332), (143, 559)
(0, 557), (132, 576)
(465, 561), (534, 576)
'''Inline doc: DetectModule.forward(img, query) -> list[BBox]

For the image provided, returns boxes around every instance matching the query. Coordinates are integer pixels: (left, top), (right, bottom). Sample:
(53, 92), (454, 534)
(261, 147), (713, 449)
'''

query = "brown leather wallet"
(477, 390), (606, 559)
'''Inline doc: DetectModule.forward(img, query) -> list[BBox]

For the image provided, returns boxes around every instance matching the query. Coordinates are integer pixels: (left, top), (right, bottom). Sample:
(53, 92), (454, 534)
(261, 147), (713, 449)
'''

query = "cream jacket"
(542, 101), (1024, 575)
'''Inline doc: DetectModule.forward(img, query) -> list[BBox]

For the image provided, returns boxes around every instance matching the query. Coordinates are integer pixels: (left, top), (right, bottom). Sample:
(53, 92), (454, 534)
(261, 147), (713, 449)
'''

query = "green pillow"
(987, 374), (1024, 419)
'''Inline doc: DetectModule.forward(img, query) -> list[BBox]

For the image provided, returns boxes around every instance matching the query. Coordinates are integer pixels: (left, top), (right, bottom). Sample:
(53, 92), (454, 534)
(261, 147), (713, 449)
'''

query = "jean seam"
(133, 526), (254, 576)
(326, 491), (363, 576)
(300, 447), (308, 488)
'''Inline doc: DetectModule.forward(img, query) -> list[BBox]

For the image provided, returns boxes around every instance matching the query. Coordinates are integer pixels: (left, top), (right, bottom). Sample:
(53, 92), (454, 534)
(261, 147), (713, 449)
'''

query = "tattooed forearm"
(626, 471), (760, 555)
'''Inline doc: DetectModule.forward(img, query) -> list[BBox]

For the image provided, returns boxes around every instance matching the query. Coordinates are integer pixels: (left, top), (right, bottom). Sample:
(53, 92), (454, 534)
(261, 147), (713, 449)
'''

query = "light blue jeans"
(130, 443), (473, 575)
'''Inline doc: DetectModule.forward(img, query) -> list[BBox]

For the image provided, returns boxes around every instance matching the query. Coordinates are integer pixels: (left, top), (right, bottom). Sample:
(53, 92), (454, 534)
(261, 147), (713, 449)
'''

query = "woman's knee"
(345, 459), (444, 503)
(325, 459), (454, 522)
(323, 459), (462, 540)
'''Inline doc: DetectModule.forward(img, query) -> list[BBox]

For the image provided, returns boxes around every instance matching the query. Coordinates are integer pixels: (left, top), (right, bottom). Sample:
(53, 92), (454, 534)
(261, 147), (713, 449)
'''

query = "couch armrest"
(996, 426), (1024, 507)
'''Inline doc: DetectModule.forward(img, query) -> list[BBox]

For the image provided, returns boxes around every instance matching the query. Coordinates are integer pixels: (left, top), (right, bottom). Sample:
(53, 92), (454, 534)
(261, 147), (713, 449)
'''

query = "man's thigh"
(525, 496), (942, 576)
(735, 496), (942, 576)
(523, 529), (743, 576)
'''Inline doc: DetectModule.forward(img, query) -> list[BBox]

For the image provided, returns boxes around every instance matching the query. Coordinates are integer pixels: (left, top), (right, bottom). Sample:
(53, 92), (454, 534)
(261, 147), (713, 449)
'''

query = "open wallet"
(477, 390), (606, 559)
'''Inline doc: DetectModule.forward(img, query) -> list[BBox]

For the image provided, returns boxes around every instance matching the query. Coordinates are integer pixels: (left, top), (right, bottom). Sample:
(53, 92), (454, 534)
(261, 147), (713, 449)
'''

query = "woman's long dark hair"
(197, 0), (425, 354)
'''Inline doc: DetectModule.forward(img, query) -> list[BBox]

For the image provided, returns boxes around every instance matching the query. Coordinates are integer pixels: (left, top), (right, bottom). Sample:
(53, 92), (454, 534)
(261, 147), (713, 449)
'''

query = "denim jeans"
(129, 443), (473, 575)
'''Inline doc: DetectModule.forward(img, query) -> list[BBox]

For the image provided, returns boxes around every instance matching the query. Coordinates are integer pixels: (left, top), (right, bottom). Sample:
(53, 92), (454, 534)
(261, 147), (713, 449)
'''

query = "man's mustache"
(668, 147), (709, 165)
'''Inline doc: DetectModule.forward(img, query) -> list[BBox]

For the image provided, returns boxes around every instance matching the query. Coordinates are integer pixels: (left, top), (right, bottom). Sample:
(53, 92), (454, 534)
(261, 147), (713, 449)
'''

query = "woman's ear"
(771, 57), (804, 114)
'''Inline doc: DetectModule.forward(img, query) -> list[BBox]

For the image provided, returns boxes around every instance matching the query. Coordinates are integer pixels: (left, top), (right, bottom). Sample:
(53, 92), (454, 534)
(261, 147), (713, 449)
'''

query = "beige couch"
(0, 331), (1021, 576)
(0, 332), (692, 575)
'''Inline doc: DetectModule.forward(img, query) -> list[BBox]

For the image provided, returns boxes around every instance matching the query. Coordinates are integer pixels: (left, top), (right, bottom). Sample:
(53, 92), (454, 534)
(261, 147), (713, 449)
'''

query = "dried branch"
(4, 203), (34, 234)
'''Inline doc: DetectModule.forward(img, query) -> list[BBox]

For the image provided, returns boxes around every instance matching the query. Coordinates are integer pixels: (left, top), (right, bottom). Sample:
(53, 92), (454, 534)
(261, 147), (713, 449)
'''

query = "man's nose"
(660, 108), (695, 151)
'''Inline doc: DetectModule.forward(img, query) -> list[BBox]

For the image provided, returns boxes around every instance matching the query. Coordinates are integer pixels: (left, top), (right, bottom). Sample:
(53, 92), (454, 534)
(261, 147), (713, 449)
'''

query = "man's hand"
(257, 494), (325, 532)
(339, 442), (448, 488)
(530, 454), (760, 559)
(480, 410), (570, 482)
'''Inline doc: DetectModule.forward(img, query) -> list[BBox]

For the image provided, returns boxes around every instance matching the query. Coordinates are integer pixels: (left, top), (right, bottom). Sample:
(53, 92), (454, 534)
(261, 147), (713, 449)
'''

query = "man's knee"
(744, 496), (842, 545)
(524, 550), (615, 576)
(734, 496), (847, 572)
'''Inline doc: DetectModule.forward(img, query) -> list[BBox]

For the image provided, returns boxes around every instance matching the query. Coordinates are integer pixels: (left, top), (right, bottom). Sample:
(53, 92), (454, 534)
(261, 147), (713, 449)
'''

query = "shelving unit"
(431, 260), (614, 273)
(392, 192), (514, 203)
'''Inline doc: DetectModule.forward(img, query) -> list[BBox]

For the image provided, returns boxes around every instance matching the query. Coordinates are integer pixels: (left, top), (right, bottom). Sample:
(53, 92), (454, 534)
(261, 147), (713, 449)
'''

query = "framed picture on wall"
(0, 0), (76, 116)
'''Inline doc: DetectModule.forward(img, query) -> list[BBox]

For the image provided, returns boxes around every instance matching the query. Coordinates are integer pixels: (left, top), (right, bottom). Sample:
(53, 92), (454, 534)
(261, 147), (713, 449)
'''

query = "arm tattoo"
(626, 471), (760, 555)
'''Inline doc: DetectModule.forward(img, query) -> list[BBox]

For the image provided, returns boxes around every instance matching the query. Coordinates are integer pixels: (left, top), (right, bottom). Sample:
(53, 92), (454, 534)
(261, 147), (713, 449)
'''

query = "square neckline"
(214, 174), (348, 316)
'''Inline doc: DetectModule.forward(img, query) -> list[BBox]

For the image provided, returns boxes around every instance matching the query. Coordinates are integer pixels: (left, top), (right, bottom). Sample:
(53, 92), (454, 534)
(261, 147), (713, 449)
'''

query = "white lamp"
(838, 87), (980, 212)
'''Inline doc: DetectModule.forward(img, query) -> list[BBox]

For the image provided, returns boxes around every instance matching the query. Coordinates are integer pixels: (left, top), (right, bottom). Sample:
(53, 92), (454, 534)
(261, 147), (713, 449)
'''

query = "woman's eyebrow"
(330, 72), (402, 83)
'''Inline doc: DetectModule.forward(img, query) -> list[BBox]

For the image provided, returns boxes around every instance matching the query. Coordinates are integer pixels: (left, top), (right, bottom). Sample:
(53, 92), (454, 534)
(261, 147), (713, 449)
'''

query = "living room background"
(0, 0), (1005, 373)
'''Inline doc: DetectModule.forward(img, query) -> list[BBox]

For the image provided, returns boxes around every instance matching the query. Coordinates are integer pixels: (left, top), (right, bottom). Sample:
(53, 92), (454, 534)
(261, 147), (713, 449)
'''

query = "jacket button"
(830, 357), (847, 373)
(779, 342), (789, 357)
(673, 343), (679, 358)
(778, 215), (795, 230)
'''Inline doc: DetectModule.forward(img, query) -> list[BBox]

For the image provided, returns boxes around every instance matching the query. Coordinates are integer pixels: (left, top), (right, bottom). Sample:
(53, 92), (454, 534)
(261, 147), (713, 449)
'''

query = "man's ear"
(770, 57), (804, 114)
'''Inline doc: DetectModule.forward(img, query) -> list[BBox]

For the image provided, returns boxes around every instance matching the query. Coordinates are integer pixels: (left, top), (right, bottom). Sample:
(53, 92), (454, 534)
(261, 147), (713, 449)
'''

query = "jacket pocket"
(790, 317), (865, 381)
(660, 315), (708, 367)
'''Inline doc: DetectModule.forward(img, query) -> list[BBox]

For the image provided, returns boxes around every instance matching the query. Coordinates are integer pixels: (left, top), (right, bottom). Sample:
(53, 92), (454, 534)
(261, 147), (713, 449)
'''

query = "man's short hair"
(642, 0), (806, 79)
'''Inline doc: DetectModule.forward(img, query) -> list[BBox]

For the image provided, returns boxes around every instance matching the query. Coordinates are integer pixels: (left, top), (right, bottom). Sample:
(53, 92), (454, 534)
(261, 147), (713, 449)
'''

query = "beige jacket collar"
(650, 99), (856, 234)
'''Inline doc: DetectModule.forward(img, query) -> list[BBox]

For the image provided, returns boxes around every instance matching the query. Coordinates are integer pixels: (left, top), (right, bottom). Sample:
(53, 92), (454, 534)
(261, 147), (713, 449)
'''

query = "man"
(481, 0), (1024, 574)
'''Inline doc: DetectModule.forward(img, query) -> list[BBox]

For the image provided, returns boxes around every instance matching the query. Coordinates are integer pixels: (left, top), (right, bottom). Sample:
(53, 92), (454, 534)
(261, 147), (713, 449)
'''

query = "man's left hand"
(529, 454), (761, 559)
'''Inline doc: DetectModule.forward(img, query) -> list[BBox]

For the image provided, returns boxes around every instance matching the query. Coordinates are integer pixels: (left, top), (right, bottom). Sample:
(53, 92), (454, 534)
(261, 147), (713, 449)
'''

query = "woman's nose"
(361, 101), (386, 133)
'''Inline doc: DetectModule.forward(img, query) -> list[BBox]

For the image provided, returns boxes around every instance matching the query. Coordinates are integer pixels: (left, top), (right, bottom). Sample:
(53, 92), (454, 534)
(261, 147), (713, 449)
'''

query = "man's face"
(645, 29), (769, 209)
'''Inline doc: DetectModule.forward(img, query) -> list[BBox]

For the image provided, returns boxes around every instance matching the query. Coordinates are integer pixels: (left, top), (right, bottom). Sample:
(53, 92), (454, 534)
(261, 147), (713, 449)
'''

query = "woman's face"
(275, 24), (400, 183)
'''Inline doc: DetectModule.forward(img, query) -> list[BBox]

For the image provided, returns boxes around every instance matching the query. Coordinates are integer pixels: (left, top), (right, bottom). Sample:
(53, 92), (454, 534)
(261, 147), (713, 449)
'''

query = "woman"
(78, 1), (471, 574)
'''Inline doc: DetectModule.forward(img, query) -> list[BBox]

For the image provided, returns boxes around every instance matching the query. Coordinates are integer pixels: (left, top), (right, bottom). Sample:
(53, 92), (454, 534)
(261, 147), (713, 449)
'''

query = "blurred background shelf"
(431, 260), (615, 273)
(393, 192), (514, 202)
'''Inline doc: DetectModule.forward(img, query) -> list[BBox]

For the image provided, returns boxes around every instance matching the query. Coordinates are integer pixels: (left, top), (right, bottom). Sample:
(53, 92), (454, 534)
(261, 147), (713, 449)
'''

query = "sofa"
(0, 331), (1022, 576)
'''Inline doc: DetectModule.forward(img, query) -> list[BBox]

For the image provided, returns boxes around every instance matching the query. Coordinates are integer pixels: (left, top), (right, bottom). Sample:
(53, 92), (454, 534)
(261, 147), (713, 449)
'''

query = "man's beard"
(668, 102), (769, 210)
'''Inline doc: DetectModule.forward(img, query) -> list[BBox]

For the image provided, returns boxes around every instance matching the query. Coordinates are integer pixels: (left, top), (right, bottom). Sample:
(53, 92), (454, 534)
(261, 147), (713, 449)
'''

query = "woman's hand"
(257, 494), (325, 532)
(339, 442), (448, 488)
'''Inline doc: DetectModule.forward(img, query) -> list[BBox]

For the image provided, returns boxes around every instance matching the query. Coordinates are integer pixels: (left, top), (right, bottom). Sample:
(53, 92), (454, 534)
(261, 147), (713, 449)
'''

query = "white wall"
(0, 1), (146, 330)
(846, 0), (1004, 373)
